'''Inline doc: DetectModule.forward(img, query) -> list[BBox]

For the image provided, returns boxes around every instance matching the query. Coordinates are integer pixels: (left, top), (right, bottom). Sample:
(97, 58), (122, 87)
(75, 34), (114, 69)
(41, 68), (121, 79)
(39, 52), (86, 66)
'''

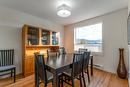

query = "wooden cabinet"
(24, 58), (35, 76)
(22, 25), (60, 77)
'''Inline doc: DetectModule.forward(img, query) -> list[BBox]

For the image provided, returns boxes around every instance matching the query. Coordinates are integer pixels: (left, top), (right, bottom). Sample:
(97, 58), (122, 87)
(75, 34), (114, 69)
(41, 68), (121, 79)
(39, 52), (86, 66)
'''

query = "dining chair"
(82, 51), (91, 87)
(0, 49), (16, 82)
(61, 53), (83, 87)
(34, 53), (54, 87)
(58, 47), (66, 55)
(78, 48), (87, 53)
(47, 49), (58, 58)
(35, 53), (63, 87)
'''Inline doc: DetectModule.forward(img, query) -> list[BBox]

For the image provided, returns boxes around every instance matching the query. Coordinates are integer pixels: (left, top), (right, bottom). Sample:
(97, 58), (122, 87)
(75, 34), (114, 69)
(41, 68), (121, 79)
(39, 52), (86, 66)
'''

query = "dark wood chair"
(47, 49), (58, 58)
(0, 49), (16, 82)
(58, 47), (66, 55)
(82, 51), (91, 87)
(78, 48), (87, 53)
(34, 53), (62, 87)
(61, 53), (83, 87)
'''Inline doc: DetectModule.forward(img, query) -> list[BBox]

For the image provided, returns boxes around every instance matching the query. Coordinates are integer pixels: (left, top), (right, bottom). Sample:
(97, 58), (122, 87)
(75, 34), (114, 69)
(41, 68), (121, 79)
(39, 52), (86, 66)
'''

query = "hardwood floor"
(0, 68), (128, 87)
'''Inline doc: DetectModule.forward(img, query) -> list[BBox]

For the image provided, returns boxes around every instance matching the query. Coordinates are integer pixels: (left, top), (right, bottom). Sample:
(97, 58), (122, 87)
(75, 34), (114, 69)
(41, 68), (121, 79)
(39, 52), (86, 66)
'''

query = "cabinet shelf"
(26, 45), (59, 48)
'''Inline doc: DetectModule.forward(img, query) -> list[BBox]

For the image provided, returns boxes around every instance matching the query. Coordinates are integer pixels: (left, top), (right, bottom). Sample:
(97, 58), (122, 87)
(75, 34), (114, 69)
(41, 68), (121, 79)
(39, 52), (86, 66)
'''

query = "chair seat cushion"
(46, 71), (53, 81)
(46, 71), (62, 83)
(62, 69), (71, 77)
(0, 65), (16, 72)
(62, 69), (79, 80)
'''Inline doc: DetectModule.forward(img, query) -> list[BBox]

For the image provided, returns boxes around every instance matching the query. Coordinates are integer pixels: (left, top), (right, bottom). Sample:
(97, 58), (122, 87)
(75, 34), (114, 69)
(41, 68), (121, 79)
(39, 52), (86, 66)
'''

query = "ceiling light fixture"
(57, 4), (71, 17)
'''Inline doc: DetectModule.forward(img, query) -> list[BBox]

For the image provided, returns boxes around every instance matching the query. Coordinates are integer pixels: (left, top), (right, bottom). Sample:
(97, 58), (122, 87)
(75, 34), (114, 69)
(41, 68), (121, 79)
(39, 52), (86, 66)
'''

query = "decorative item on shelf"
(28, 41), (31, 45)
(117, 48), (127, 79)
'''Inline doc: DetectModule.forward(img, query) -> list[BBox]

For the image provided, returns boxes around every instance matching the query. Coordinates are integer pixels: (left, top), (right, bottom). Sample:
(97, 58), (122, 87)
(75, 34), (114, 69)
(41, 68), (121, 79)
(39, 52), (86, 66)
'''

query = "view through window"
(74, 23), (102, 53)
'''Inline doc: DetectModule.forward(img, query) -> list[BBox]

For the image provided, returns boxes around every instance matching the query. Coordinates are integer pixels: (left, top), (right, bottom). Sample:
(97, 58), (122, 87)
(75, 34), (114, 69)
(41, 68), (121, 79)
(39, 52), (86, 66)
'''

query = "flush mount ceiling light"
(57, 4), (71, 17)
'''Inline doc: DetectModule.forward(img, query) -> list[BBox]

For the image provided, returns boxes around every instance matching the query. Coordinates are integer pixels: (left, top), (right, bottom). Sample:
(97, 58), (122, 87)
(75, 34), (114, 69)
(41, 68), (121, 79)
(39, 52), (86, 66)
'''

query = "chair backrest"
(47, 49), (58, 58)
(78, 48), (87, 53)
(34, 53), (47, 83)
(71, 53), (83, 77)
(58, 47), (66, 55)
(0, 49), (14, 66)
(83, 51), (90, 70)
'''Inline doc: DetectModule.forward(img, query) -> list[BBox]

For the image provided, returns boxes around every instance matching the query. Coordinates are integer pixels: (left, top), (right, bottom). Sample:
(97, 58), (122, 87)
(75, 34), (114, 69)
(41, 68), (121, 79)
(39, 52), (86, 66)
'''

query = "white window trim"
(73, 22), (104, 56)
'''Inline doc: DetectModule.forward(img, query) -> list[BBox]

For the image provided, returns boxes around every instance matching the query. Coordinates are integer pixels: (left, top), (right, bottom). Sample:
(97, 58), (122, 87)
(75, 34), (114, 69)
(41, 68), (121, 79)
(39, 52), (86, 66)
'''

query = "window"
(74, 23), (102, 53)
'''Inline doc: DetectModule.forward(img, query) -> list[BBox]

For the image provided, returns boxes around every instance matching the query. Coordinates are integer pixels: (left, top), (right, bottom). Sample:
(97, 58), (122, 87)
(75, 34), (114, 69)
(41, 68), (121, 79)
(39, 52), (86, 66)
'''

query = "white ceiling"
(0, 0), (128, 26)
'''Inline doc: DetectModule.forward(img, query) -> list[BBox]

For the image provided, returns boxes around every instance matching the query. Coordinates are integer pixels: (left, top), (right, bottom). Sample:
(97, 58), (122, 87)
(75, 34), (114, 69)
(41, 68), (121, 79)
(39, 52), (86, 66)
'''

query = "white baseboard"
(93, 64), (103, 70)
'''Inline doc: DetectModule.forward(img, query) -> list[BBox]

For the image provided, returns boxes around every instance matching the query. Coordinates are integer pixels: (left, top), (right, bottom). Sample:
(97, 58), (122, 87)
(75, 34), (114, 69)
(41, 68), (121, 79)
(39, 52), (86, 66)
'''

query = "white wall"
(64, 8), (128, 73)
(0, 6), (64, 74)
(128, 46), (130, 86)
(128, 0), (130, 15)
(128, 0), (130, 85)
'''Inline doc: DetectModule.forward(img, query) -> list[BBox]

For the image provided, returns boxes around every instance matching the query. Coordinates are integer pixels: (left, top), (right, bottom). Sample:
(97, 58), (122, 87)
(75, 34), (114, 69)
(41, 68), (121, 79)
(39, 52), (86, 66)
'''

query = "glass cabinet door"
(52, 31), (59, 45)
(41, 30), (50, 45)
(27, 26), (39, 45)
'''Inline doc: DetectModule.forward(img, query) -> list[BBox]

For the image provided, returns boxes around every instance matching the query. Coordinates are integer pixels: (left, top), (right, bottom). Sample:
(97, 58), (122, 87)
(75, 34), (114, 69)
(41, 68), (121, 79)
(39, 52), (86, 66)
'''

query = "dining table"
(44, 53), (93, 87)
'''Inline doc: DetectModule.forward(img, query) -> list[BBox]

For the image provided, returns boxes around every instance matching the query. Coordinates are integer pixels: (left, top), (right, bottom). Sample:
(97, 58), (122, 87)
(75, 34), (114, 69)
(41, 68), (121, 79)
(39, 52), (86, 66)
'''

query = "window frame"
(73, 22), (104, 56)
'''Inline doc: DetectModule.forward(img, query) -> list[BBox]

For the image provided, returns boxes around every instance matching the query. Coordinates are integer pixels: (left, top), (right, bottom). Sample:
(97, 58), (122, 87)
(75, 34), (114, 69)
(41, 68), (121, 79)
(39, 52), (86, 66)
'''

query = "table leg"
(91, 56), (93, 76)
(52, 72), (59, 87)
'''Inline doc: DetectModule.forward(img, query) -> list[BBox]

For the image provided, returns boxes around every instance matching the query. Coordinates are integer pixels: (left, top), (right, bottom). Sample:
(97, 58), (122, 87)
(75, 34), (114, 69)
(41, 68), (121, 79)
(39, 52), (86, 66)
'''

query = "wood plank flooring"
(0, 68), (128, 87)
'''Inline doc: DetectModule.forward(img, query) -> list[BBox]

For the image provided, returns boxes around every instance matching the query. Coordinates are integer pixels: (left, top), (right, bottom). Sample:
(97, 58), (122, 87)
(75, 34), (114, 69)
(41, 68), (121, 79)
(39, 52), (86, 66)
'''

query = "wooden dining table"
(45, 53), (93, 87)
